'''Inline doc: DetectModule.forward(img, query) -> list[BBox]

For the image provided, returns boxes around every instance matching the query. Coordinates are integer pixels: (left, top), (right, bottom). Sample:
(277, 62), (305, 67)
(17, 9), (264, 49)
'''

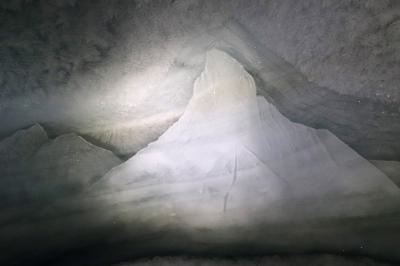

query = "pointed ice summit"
(98, 50), (399, 224)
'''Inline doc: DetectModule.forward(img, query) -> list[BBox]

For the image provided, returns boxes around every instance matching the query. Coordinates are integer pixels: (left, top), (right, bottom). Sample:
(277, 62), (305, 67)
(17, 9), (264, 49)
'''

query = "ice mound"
(0, 123), (48, 164)
(98, 50), (399, 224)
(0, 125), (121, 205)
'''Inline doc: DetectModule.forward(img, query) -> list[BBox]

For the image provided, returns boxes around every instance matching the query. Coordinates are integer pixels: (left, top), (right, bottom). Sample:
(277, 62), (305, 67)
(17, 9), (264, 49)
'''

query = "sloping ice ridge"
(371, 160), (400, 187)
(97, 49), (399, 225)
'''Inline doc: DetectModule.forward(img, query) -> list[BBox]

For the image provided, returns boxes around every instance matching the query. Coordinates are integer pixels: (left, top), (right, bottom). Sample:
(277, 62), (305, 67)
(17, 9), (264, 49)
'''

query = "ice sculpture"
(98, 50), (399, 225)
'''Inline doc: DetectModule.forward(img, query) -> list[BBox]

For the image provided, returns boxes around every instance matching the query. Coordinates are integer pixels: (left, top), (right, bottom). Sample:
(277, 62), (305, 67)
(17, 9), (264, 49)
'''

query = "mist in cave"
(0, 1), (400, 265)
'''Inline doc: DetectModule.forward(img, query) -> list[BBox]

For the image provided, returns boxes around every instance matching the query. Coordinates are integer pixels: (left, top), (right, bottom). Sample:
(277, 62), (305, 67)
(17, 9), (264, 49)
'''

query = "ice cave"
(0, 1), (400, 265)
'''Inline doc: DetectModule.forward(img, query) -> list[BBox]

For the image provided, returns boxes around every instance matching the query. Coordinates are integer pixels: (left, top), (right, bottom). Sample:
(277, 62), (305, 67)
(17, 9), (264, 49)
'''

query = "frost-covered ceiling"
(0, 0), (399, 160)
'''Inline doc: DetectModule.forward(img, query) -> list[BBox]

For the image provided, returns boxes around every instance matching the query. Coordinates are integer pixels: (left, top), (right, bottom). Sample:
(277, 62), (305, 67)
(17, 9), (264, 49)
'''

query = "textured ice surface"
(98, 50), (399, 225)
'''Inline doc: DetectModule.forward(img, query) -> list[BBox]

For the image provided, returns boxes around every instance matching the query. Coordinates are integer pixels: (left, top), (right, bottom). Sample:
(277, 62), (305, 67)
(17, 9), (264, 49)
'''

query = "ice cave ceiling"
(1, 1), (400, 265)
(1, 0), (400, 159)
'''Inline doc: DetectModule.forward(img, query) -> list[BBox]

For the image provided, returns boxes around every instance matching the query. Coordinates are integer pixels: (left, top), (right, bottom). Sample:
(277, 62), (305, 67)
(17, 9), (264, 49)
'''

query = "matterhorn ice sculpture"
(96, 49), (399, 226)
